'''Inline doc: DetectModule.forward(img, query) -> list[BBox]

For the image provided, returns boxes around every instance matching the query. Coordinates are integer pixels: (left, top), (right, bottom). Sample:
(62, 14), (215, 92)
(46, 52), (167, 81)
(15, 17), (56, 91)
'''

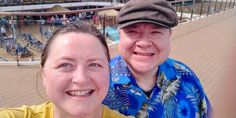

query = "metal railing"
(173, 0), (236, 22)
(0, 0), (235, 65)
(0, 0), (113, 6)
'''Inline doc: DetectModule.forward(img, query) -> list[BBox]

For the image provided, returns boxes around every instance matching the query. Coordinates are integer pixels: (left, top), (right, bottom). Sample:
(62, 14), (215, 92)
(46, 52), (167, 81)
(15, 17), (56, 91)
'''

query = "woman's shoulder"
(0, 102), (53, 118)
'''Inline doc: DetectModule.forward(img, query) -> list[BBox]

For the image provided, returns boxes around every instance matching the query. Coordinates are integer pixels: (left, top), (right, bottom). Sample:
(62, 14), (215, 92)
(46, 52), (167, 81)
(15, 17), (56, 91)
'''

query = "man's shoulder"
(164, 58), (190, 69)
(160, 58), (196, 77)
(110, 55), (123, 66)
(160, 58), (203, 87)
(109, 55), (133, 85)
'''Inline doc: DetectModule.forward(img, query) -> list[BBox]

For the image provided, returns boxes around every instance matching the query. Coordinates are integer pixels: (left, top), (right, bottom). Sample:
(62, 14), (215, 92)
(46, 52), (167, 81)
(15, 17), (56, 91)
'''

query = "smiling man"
(103, 0), (212, 117)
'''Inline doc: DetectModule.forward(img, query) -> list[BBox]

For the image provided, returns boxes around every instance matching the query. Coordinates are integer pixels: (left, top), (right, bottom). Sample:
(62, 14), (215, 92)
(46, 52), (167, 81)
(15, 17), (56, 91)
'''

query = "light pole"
(102, 15), (106, 37)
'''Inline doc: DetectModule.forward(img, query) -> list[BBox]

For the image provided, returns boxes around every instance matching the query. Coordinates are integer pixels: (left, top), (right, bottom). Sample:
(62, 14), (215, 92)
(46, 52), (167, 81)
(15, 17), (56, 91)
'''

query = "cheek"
(43, 71), (69, 94)
(119, 38), (134, 55)
(94, 71), (110, 92)
(43, 71), (52, 87)
(155, 40), (170, 51)
(119, 34), (133, 47)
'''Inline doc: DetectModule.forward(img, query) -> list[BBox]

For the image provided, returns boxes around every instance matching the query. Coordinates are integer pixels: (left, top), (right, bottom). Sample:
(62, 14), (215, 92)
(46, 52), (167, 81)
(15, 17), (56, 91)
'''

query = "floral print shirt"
(103, 56), (211, 118)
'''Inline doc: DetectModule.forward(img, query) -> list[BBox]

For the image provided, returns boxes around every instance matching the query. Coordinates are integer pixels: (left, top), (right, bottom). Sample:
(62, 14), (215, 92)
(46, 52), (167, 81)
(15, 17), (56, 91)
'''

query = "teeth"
(68, 90), (92, 97)
(135, 52), (153, 56)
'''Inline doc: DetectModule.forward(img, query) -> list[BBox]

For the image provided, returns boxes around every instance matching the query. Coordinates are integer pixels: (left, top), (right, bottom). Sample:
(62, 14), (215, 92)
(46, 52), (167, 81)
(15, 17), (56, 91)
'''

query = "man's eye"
(151, 31), (161, 34)
(126, 30), (138, 34)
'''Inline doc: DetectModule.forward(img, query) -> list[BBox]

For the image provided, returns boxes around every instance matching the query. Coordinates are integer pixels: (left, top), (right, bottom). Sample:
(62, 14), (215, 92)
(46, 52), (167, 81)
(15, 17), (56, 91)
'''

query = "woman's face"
(42, 32), (109, 117)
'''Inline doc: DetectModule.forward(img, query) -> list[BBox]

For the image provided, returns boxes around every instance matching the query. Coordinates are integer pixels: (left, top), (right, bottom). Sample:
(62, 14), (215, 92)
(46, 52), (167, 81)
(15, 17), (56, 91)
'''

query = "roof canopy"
(47, 5), (70, 12)
(98, 9), (118, 17)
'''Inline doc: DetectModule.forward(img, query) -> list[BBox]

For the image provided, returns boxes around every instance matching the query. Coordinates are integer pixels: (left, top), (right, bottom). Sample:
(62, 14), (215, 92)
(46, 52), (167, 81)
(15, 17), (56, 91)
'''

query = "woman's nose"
(72, 68), (89, 84)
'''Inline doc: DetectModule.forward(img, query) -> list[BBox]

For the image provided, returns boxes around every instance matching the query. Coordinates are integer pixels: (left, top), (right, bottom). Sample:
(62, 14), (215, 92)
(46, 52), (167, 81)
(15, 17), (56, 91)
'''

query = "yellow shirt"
(0, 102), (132, 118)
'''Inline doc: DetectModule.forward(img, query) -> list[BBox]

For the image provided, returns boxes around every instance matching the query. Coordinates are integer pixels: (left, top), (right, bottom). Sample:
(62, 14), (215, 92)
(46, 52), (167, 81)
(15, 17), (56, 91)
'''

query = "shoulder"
(160, 59), (212, 117)
(161, 58), (200, 83)
(110, 55), (124, 67)
(159, 58), (206, 96)
(109, 55), (127, 76)
(0, 102), (53, 118)
(109, 55), (133, 85)
(102, 105), (134, 118)
(162, 58), (195, 75)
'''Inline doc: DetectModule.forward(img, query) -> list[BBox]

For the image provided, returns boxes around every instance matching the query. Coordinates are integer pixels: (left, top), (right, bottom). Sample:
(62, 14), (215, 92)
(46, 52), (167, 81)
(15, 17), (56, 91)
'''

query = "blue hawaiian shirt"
(103, 56), (212, 118)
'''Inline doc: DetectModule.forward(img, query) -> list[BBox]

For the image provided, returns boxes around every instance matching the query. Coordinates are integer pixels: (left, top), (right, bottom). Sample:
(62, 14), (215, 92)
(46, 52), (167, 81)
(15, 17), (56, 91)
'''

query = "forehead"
(122, 23), (165, 30)
(49, 32), (106, 57)
(53, 32), (98, 45)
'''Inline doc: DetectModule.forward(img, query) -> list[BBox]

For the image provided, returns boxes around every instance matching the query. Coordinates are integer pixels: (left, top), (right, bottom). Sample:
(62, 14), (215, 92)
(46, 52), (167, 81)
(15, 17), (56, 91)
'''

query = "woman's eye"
(88, 63), (103, 71)
(58, 63), (73, 71)
(89, 63), (102, 68)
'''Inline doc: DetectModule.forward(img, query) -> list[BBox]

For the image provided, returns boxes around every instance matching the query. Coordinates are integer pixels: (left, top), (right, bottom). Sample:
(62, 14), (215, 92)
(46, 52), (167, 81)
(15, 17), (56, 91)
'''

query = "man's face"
(119, 23), (171, 74)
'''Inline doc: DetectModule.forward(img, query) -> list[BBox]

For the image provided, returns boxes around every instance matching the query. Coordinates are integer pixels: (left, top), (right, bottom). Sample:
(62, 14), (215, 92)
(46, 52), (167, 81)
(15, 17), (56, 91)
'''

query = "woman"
(0, 21), (131, 118)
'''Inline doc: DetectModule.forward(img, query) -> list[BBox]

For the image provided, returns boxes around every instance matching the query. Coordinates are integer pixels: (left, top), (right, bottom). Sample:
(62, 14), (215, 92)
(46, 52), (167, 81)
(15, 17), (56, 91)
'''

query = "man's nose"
(136, 35), (152, 48)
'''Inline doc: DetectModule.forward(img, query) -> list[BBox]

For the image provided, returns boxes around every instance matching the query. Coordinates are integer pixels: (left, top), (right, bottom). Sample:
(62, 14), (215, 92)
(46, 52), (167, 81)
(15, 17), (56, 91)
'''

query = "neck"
(54, 104), (103, 118)
(130, 68), (158, 92)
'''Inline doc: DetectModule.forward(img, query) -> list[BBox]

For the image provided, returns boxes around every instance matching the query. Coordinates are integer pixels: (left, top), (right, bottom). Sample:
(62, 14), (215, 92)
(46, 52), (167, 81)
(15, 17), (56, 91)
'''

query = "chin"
(133, 60), (157, 68)
(135, 68), (155, 74)
(131, 64), (156, 74)
(70, 106), (93, 117)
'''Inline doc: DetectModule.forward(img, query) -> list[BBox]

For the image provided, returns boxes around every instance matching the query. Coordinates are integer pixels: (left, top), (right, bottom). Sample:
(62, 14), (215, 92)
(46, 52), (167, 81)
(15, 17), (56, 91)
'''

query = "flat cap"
(117, 0), (178, 29)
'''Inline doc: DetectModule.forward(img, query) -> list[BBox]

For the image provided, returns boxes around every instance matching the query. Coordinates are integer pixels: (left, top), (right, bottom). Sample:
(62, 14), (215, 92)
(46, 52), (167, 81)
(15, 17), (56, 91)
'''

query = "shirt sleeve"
(0, 108), (25, 118)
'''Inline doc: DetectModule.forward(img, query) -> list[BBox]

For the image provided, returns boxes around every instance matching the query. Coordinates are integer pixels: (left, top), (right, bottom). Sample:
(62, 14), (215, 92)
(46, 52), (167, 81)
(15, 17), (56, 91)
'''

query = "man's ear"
(168, 28), (172, 40)
(169, 29), (172, 35)
(118, 28), (121, 35)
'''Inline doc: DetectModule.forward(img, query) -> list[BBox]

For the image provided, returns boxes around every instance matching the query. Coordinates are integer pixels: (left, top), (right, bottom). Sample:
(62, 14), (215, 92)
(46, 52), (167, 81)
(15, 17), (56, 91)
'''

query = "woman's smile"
(66, 89), (94, 97)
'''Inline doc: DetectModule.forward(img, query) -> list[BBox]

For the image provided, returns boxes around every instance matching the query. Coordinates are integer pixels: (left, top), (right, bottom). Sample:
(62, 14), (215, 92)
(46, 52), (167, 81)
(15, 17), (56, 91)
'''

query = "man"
(0, 26), (7, 36)
(103, 0), (212, 117)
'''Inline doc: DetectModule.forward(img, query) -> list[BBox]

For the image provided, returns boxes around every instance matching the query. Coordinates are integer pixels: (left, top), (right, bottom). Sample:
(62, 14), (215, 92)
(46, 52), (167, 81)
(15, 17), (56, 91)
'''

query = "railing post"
(180, 2), (184, 22)
(219, 0), (224, 11)
(224, 0), (228, 10)
(190, 1), (195, 20)
(207, 0), (212, 16)
(199, 0), (204, 18)
(229, 0), (232, 9)
(102, 15), (106, 36)
(233, 0), (235, 8)
(173, 1), (178, 12)
(214, 0), (218, 13)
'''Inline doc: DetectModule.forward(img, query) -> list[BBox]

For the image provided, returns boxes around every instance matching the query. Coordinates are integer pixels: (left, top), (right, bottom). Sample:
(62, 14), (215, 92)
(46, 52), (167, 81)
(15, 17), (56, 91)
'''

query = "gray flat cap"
(117, 0), (178, 29)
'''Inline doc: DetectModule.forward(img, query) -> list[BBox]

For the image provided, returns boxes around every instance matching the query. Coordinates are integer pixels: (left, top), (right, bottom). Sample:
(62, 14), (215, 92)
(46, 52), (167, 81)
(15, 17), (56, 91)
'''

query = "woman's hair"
(40, 21), (110, 67)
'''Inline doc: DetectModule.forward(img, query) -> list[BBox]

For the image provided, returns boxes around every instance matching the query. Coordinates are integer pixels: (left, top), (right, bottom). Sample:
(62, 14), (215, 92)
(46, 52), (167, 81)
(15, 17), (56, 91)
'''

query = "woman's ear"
(41, 69), (46, 87)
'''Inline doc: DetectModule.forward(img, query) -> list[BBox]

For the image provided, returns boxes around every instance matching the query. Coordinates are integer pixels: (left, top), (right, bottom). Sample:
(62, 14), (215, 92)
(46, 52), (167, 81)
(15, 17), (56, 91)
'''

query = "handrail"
(0, 6), (122, 16)
(0, 0), (235, 64)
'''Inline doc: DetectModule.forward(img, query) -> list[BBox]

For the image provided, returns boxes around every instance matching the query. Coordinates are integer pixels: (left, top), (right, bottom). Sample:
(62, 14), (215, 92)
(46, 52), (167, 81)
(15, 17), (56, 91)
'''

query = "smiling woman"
(0, 21), (132, 118)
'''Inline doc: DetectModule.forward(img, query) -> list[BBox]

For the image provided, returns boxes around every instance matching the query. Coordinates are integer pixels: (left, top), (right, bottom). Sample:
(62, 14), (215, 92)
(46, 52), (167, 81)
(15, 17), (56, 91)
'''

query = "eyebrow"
(57, 56), (107, 63)
(56, 57), (75, 62)
(125, 24), (164, 30)
(87, 58), (107, 64)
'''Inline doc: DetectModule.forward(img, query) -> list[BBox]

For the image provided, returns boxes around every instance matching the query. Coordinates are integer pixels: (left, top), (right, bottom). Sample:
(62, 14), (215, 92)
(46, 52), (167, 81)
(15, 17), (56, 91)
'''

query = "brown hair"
(40, 21), (110, 67)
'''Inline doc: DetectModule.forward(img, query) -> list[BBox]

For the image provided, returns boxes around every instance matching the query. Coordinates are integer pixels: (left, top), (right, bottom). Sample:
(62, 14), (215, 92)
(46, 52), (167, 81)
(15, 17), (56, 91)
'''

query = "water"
(101, 26), (120, 42)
